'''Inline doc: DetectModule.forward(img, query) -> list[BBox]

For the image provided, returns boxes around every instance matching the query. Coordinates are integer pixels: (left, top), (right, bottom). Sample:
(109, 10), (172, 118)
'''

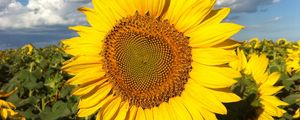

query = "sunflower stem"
(41, 98), (45, 111)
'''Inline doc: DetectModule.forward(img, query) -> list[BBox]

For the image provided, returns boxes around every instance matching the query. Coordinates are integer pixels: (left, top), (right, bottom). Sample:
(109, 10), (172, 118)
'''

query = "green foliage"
(0, 45), (79, 119)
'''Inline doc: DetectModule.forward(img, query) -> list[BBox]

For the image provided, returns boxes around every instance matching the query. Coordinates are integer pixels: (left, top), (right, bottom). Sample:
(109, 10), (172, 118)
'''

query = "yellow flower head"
(62, 0), (244, 119)
(248, 37), (260, 48)
(22, 44), (34, 55)
(0, 88), (21, 120)
(230, 50), (289, 120)
(286, 42), (300, 74)
(276, 38), (288, 45)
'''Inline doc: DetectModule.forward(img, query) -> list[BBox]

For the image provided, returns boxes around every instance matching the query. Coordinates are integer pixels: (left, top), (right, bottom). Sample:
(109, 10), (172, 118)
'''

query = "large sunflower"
(62, 0), (243, 119)
(230, 50), (288, 120)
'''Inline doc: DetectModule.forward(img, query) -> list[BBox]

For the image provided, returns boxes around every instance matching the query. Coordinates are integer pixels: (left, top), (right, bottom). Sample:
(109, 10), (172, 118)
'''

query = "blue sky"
(0, 0), (299, 50)
(229, 0), (300, 41)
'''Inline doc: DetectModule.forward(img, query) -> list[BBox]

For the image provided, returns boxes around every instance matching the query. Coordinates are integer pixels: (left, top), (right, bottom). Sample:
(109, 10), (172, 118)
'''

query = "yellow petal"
(207, 88), (241, 103)
(201, 8), (230, 26)
(164, 0), (214, 32)
(260, 96), (288, 106)
(0, 100), (16, 110)
(257, 111), (274, 120)
(261, 100), (286, 117)
(164, 0), (193, 23)
(126, 105), (138, 120)
(68, 25), (106, 41)
(144, 108), (153, 120)
(245, 54), (269, 84)
(184, 83), (227, 114)
(158, 102), (172, 120)
(293, 108), (300, 118)
(63, 63), (102, 75)
(261, 72), (280, 86)
(192, 48), (237, 65)
(198, 107), (218, 120)
(152, 107), (160, 120)
(77, 95), (114, 117)
(1, 109), (8, 119)
(181, 96), (204, 120)
(134, 0), (165, 17)
(259, 86), (284, 96)
(190, 62), (240, 88)
(66, 67), (105, 85)
(115, 102), (130, 120)
(96, 110), (102, 120)
(64, 47), (102, 57)
(62, 55), (102, 71)
(114, 0), (137, 16)
(72, 78), (108, 96)
(165, 102), (178, 120)
(78, 6), (113, 31)
(169, 97), (193, 120)
(136, 107), (146, 120)
(65, 26), (104, 52)
(79, 83), (112, 108)
(72, 84), (97, 96)
(185, 7), (231, 34)
(174, 93), (211, 119)
(212, 39), (242, 50)
(102, 97), (122, 120)
(92, 0), (126, 22)
(188, 23), (244, 48)
(62, 37), (102, 50)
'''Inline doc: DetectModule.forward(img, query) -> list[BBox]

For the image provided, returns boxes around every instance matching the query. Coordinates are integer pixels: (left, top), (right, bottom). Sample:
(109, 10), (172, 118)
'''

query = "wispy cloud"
(271, 16), (282, 21)
(216, 0), (280, 13)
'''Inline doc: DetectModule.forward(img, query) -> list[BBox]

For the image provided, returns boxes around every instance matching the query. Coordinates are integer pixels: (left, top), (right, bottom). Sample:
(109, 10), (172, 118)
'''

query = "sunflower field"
(1, 0), (300, 120)
(0, 39), (298, 120)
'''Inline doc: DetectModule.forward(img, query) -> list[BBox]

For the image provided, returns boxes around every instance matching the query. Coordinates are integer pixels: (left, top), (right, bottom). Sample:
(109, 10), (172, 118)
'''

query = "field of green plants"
(0, 39), (299, 119)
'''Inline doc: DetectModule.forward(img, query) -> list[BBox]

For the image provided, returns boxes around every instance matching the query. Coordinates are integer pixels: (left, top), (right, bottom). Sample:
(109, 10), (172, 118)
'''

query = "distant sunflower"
(0, 89), (22, 120)
(230, 50), (288, 120)
(286, 42), (300, 74)
(276, 38), (288, 45)
(21, 44), (34, 55)
(248, 38), (260, 48)
(62, 0), (244, 119)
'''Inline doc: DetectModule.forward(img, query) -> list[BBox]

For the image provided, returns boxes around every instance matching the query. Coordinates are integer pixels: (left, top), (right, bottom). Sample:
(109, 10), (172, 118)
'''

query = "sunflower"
(62, 0), (244, 119)
(21, 44), (34, 55)
(0, 88), (23, 120)
(248, 38), (260, 48)
(276, 38), (288, 45)
(286, 42), (300, 74)
(230, 50), (288, 120)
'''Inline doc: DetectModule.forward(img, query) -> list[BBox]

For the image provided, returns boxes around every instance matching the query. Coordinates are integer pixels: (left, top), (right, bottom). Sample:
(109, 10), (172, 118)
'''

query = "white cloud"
(271, 16), (282, 21)
(0, 0), (91, 29)
(0, 0), (13, 11)
(272, 0), (280, 3)
(216, 0), (280, 13)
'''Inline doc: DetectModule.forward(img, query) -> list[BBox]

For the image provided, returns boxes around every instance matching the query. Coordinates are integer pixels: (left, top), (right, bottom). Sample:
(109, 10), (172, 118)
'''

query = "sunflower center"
(103, 13), (192, 108)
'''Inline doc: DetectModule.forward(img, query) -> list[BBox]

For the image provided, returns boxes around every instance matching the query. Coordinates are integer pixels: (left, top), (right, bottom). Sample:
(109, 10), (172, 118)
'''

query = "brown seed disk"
(102, 12), (192, 109)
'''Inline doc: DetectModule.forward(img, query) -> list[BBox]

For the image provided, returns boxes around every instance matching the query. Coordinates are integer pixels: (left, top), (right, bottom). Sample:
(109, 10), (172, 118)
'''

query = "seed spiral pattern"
(102, 12), (192, 108)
